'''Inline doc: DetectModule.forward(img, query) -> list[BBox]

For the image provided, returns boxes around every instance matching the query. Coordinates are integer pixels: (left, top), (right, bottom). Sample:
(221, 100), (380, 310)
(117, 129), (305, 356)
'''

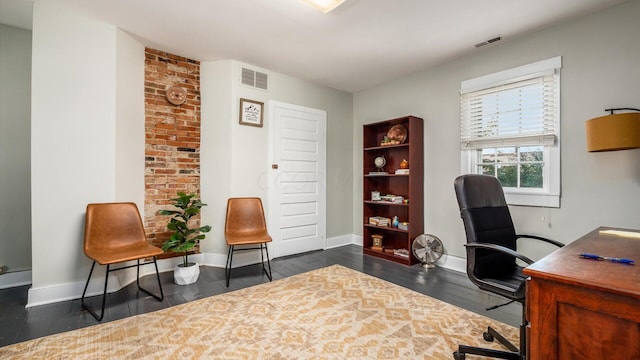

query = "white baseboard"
(26, 250), (273, 307)
(27, 257), (188, 308)
(326, 234), (361, 249)
(327, 234), (466, 274)
(437, 254), (466, 273)
(200, 251), (227, 268)
(0, 270), (32, 289)
(26, 235), (458, 307)
(332, 234), (464, 274)
(205, 248), (264, 269)
(352, 233), (464, 273)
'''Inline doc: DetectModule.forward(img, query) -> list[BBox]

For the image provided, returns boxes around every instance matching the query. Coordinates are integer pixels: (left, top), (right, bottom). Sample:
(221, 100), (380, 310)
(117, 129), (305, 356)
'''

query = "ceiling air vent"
(241, 67), (269, 91)
(474, 36), (502, 48)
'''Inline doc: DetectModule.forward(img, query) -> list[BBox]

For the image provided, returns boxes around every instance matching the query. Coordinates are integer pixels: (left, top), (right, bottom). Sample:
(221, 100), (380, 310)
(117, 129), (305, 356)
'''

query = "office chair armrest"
(464, 243), (535, 265)
(516, 234), (564, 248)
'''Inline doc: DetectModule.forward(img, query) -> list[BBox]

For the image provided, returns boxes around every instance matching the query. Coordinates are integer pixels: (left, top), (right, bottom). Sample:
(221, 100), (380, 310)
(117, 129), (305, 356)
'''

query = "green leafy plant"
(159, 192), (212, 267)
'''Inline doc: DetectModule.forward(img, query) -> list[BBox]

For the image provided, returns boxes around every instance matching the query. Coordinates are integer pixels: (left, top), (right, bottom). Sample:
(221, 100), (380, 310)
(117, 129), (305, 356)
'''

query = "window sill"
(504, 192), (559, 208)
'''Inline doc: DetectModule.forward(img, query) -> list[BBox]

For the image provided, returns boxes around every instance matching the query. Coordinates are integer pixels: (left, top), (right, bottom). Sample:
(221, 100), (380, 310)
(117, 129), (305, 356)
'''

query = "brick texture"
(144, 48), (201, 256)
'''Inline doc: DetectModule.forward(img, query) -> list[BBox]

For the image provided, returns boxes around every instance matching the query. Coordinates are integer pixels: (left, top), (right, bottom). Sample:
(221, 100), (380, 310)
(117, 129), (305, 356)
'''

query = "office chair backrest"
(225, 197), (269, 240)
(84, 202), (147, 252)
(454, 174), (517, 279)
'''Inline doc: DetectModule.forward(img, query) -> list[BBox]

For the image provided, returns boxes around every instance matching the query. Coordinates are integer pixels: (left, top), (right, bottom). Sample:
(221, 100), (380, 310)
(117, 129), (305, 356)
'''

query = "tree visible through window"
(477, 146), (543, 188)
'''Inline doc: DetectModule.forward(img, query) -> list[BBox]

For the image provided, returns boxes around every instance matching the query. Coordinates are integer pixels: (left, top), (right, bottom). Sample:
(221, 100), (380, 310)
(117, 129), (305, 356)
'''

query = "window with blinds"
(459, 56), (562, 208)
(460, 72), (559, 149)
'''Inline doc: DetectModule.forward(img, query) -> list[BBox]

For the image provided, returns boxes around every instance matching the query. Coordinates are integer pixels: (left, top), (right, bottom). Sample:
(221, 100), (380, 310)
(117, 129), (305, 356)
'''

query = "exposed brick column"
(144, 48), (201, 254)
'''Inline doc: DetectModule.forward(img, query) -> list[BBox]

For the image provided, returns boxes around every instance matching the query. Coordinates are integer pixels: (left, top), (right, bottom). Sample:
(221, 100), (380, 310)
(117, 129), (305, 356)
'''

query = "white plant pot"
(174, 262), (200, 285)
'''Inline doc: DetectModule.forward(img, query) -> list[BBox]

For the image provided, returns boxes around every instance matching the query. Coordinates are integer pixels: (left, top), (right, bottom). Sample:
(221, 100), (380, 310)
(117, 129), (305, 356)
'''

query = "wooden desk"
(523, 227), (640, 360)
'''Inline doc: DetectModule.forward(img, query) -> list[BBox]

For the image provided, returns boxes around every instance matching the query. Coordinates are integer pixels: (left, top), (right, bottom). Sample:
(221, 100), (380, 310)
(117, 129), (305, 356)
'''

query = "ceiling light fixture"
(302, 0), (346, 13)
(586, 108), (640, 152)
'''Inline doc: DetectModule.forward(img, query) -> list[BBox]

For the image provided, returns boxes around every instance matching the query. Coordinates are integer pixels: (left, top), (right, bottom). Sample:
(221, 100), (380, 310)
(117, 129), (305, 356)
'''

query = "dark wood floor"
(0, 245), (521, 347)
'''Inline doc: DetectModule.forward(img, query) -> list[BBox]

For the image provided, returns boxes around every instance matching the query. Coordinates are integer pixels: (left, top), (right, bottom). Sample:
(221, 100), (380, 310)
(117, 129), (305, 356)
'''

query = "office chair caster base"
(483, 331), (494, 342)
(455, 346), (520, 359)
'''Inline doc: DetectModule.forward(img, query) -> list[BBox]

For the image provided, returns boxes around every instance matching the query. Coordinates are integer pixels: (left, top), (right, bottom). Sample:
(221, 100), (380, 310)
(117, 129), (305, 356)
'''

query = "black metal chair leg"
(136, 257), (164, 301)
(82, 258), (164, 321)
(81, 262), (109, 322)
(81, 261), (97, 301)
(225, 245), (234, 287)
(262, 244), (272, 281)
(226, 244), (273, 287)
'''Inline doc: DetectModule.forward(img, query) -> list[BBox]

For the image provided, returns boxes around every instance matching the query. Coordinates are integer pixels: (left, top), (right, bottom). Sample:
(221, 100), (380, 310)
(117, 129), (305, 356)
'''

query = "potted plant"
(159, 192), (211, 285)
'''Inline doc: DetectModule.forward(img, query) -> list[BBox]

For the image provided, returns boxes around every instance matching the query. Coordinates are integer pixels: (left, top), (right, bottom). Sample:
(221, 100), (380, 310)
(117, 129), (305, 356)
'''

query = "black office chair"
(453, 174), (563, 360)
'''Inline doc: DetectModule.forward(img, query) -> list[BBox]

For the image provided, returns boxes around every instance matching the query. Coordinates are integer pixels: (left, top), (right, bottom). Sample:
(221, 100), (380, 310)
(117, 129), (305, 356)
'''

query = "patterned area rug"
(1, 265), (518, 359)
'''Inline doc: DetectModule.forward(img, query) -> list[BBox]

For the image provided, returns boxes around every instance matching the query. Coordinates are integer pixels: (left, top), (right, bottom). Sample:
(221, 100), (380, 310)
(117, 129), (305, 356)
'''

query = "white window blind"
(460, 68), (559, 150)
(459, 57), (562, 207)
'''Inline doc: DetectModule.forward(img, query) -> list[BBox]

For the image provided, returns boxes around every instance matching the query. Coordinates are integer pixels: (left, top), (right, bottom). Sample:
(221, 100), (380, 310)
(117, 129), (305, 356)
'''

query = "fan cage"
(412, 234), (444, 269)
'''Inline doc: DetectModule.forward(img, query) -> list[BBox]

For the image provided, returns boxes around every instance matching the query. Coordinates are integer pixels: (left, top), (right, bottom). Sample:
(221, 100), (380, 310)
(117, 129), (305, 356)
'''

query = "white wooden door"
(269, 101), (326, 258)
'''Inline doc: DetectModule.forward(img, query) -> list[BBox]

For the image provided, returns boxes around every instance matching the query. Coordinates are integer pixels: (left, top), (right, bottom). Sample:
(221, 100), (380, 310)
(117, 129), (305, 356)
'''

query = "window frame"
(459, 57), (561, 208)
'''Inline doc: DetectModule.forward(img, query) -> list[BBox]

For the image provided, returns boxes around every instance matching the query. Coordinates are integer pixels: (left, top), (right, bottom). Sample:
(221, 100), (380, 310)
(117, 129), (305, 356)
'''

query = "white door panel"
(279, 160), (317, 172)
(269, 101), (326, 258)
(281, 224), (318, 241)
(281, 202), (317, 216)
(280, 181), (317, 195)
(281, 138), (318, 153)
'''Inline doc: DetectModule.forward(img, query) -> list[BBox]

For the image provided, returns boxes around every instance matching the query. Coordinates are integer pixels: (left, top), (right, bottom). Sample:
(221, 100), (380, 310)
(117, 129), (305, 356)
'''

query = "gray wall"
(0, 24), (32, 273)
(353, 0), (640, 262)
(29, 2), (143, 297)
(200, 60), (354, 256)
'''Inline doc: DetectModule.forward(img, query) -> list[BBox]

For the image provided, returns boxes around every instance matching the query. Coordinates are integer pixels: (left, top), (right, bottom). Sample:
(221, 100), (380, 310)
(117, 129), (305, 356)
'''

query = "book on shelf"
(369, 216), (390, 227)
(394, 169), (410, 175)
(380, 195), (404, 204)
(393, 248), (410, 258)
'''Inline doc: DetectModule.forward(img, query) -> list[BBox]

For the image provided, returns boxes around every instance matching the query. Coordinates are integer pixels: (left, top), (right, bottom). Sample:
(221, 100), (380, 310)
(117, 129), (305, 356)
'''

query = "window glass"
(474, 146), (544, 189)
(460, 57), (561, 207)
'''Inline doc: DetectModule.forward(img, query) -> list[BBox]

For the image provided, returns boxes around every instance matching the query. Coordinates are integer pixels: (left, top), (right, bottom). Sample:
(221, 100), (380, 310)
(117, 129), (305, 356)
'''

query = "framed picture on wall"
(239, 98), (264, 127)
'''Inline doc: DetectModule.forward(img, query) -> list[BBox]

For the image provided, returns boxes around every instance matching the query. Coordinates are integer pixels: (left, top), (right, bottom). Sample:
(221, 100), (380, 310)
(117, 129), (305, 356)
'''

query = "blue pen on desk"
(580, 253), (635, 265)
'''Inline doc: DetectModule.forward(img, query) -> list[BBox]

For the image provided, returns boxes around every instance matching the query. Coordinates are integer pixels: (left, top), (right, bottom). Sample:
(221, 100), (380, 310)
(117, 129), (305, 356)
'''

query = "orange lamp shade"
(586, 112), (640, 152)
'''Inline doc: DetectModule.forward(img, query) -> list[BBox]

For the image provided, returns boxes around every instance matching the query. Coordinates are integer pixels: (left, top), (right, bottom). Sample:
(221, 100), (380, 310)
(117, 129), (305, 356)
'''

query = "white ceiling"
(0, 0), (629, 93)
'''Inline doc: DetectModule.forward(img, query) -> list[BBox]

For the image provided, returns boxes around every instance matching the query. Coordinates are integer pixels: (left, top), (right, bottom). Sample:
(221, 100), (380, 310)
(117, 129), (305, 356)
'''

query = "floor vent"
(474, 36), (502, 48)
(241, 67), (269, 91)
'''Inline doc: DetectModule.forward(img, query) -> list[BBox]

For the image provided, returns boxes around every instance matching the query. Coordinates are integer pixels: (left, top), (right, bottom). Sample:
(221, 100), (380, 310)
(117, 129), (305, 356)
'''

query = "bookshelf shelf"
(362, 116), (424, 266)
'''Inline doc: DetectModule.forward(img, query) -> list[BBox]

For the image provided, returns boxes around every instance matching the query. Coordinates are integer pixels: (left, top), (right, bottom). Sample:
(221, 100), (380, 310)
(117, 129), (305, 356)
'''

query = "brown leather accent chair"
(224, 197), (273, 287)
(81, 202), (164, 321)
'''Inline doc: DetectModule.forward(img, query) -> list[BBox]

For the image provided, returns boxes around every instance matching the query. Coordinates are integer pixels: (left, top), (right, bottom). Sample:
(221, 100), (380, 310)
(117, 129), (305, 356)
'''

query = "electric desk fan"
(412, 234), (444, 268)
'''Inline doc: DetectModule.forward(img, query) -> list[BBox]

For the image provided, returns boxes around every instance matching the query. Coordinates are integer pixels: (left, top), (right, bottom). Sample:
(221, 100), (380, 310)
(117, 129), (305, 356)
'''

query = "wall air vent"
(474, 36), (502, 48)
(255, 71), (268, 90)
(241, 68), (255, 87)
(241, 67), (269, 91)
